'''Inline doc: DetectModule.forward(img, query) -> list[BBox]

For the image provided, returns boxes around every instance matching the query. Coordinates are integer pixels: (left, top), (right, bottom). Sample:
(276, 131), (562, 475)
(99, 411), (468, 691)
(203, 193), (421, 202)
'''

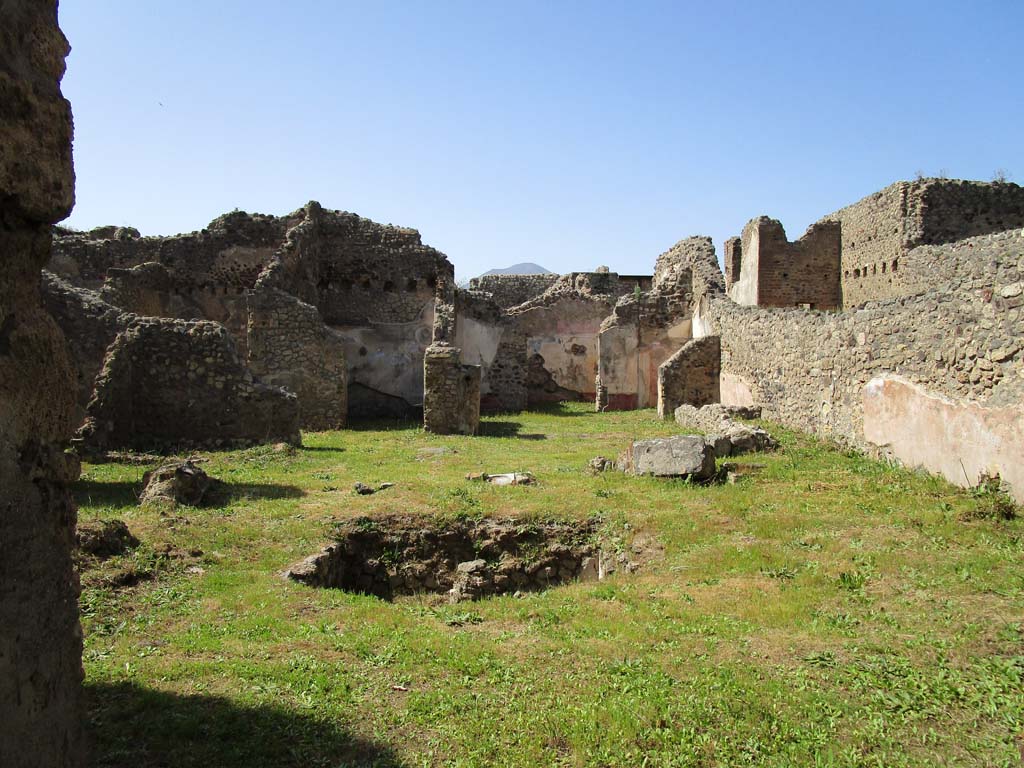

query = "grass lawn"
(75, 403), (1023, 767)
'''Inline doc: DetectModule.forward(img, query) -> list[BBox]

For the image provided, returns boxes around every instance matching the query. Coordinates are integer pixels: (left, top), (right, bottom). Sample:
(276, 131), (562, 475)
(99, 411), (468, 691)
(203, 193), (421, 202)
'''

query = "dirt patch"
(286, 514), (631, 602)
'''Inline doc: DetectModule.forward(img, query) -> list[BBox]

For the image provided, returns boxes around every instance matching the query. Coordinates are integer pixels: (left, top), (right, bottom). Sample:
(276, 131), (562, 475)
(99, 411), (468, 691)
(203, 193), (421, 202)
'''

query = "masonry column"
(0, 2), (86, 765)
(423, 343), (481, 435)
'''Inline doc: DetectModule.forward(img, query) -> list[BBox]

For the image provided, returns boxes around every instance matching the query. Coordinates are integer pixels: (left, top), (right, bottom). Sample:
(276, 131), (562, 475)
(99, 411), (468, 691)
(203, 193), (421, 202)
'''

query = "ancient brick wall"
(246, 288), (347, 430)
(727, 217), (841, 309)
(702, 228), (1024, 499)
(423, 343), (481, 434)
(825, 179), (1024, 306)
(0, 2), (85, 765)
(656, 336), (721, 417)
(80, 319), (301, 451)
(468, 273), (560, 309)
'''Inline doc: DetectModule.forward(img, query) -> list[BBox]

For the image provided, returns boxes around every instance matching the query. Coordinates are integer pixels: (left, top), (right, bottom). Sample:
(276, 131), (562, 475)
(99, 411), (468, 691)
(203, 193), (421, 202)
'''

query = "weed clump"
(959, 475), (1018, 522)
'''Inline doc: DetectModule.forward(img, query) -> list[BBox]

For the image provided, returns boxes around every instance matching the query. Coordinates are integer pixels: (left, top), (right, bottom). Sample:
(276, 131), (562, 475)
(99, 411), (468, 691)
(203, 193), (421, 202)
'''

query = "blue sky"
(60, 1), (1023, 279)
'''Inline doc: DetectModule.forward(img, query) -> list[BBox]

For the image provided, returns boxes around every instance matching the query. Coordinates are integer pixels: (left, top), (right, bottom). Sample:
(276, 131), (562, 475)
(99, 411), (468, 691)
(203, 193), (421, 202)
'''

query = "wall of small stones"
(701, 229), (1024, 497)
(41, 272), (133, 424)
(423, 343), (481, 435)
(246, 287), (347, 430)
(657, 335), (721, 417)
(468, 273), (561, 308)
(80, 318), (301, 451)
(0, 3), (85, 764)
(597, 238), (712, 409)
(823, 179), (1024, 307)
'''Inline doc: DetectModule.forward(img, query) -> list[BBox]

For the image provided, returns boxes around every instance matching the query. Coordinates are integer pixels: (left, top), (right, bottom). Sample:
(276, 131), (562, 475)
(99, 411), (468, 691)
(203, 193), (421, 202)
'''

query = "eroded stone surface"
(0, 3), (84, 764)
(619, 435), (717, 481)
(140, 461), (217, 506)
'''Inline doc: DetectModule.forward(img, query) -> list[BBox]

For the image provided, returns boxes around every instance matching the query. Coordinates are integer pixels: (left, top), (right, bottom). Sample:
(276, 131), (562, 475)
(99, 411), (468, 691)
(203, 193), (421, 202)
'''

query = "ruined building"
(678, 179), (1024, 502)
(46, 171), (1024, 502)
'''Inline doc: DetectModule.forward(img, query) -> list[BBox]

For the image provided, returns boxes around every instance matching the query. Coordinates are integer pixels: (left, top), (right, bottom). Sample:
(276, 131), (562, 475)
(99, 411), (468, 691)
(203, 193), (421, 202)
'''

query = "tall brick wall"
(823, 179), (1024, 307)
(727, 217), (841, 309)
(0, 2), (85, 765)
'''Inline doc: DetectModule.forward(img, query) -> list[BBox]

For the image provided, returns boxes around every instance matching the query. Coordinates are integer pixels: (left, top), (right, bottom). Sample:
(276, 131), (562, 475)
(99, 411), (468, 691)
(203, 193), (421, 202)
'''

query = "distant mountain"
(478, 262), (553, 277)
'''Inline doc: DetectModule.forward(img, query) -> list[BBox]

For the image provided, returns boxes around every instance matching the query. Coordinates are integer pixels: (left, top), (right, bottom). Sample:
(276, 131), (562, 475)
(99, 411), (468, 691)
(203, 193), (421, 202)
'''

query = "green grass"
(75, 403), (1024, 767)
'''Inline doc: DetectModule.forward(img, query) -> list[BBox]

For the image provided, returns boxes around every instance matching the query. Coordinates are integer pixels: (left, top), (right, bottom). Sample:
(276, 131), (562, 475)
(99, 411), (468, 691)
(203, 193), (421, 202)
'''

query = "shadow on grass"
(300, 445), (347, 453)
(478, 420), (523, 437)
(86, 681), (405, 768)
(528, 401), (592, 417)
(344, 416), (421, 432)
(73, 480), (140, 508)
(73, 479), (305, 509)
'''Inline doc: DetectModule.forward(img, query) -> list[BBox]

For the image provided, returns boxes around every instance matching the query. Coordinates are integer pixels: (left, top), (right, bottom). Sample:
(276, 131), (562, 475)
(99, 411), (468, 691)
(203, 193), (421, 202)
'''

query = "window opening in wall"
(892, 259), (898, 272)
(872, 265), (877, 275)
(882, 262), (887, 273)
(383, 280), (395, 292)
(854, 268), (861, 278)
(360, 279), (371, 290)
(782, 272), (789, 279)
(339, 278), (353, 291)
(406, 278), (418, 292)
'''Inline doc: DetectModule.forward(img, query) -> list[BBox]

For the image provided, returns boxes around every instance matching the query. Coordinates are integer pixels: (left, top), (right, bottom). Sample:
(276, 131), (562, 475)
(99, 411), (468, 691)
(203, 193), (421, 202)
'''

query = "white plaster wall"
(720, 372), (756, 407)
(863, 375), (1024, 503)
(336, 303), (434, 406)
(529, 334), (599, 395)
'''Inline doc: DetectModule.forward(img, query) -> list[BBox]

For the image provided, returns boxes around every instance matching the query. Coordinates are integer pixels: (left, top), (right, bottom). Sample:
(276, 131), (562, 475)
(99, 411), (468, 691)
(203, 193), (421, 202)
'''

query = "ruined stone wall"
(52, 202), (456, 418)
(0, 3), (85, 764)
(246, 288), (347, 430)
(81, 319), (301, 451)
(824, 179), (1024, 307)
(657, 335), (721, 418)
(50, 212), (288, 290)
(701, 228), (1024, 500)
(454, 289), (527, 412)
(259, 202), (451, 327)
(596, 238), (712, 409)
(727, 217), (841, 309)
(453, 274), (632, 412)
(467, 273), (560, 309)
(41, 272), (132, 423)
(423, 343), (481, 435)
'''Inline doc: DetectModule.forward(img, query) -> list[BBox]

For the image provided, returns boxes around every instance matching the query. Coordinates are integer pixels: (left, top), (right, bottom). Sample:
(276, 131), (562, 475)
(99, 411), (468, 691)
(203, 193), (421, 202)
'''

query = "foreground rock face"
(620, 435), (717, 481)
(286, 514), (606, 601)
(0, 2), (85, 765)
(79, 318), (301, 451)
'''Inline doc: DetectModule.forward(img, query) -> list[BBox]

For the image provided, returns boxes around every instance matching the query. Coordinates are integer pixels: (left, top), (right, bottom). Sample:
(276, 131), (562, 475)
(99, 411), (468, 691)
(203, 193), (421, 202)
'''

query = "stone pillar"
(0, 2), (85, 766)
(423, 343), (481, 435)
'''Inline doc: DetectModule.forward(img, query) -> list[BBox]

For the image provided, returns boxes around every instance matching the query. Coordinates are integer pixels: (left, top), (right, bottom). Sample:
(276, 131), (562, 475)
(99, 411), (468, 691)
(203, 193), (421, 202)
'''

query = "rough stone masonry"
(0, 2), (85, 764)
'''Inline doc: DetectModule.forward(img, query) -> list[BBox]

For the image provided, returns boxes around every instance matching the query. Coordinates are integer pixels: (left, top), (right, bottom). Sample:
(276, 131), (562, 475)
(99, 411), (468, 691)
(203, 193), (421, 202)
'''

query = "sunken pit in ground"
(286, 514), (631, 602)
